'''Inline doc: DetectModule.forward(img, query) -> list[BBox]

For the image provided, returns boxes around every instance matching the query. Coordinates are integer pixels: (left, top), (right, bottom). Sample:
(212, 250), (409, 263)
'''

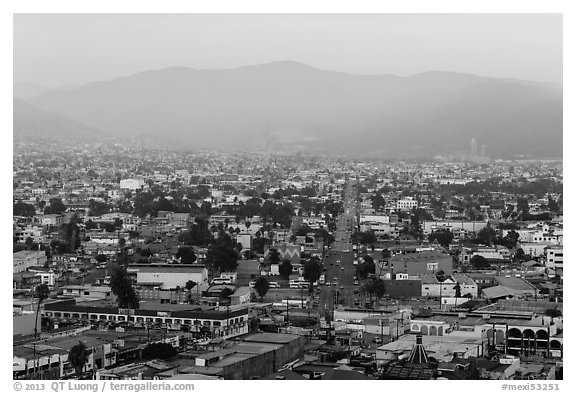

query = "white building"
(119, 178), (145, 191)
(131, 264), (208, 290)
(236, 233), (252, 251)
(396, 197), (418, 211)
(545, 247), (563, 278)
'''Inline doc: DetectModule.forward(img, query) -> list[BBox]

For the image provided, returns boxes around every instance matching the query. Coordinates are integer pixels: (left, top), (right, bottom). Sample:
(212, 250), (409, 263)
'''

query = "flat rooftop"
(241, 332), (303, 344)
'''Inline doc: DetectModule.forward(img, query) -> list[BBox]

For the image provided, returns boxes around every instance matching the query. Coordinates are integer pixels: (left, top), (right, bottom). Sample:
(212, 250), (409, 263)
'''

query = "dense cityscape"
(13, 137), (563, 380)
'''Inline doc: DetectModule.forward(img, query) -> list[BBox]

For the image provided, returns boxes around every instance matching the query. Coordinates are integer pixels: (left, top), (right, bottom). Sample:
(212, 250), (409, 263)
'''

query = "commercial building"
(42, 302), (249, 339)
(130, 264), (208, 290)
(183, 333), (306, 379)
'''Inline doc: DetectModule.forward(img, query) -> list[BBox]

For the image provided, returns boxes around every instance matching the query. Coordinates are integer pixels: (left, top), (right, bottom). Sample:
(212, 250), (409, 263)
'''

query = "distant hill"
(13, 82), (52, 100)
(27, 61), (562, 158)
(13, 98), (107, 142)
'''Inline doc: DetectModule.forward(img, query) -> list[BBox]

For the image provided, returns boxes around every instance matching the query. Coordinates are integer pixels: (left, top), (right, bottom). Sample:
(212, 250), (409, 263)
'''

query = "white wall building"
(119, 178), (145, 191)
(396, 197), (418, 211)
(132, 264), (208, 290)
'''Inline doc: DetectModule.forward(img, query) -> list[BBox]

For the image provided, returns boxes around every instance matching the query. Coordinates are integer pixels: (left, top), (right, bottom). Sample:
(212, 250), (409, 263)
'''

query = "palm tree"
(34, 284), (50, 339)
(68, 341), (89, 378)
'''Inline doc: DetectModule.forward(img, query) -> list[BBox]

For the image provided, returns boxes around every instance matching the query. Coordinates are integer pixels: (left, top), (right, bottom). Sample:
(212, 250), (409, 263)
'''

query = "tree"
(206, 236), (239, 272)
(14, 201), (36, 217)
(372, 279), (386, 303)
(25, 236), (34, 250)
(362, 280), (375, 307)
(142, 342), (177, 360)
(428, 230), (454, 248)
(176, 246), (197, 264)
(185, 280), (196, 291)
(85, 219), (98, 230)
(278, 259), (293, 284)
(95, 254), (107, 263)
(220, 287), (234, 299)
(516, 197), (529, 214)
(109, 265), (139, 309)
(371, 193), (386, 211)
(88, 200), (110, 216)
(254, 276), (269, 301)
(435, 270), (446, 282)
(475, 226), (497, 246)
(470, 255), (490, 270)
(454, 282), (462, 298)
(357, 256), (376, 279)
(33, 284), (50, 339)
(515, 248), (529, 262)
(68, 342), (89, 377)
(544, 308), (562, 318)
(499, 230), (520, 250)
(548, 196), (560, 213)
(382, 248), (392, 259)
(303, 257), (322, 292)
(268, 248), (280, 264)
(44, 197), (67, 214)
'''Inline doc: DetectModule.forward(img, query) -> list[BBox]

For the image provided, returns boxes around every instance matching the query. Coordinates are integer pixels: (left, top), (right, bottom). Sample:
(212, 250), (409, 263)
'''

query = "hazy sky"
(14, 13), (562, 87)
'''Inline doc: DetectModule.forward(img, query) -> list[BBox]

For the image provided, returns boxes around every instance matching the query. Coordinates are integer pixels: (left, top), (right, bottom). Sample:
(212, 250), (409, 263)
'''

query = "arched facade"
(410, 320), (449, 336)
(503, 326), (552, 356)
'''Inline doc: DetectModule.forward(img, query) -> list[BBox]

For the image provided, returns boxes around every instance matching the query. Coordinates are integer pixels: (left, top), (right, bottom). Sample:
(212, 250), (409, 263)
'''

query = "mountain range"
(15, 61), (562, 158)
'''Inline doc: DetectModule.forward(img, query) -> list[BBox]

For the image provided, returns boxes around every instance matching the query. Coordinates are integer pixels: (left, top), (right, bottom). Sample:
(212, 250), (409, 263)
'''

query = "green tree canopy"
(176, 246), (197, 264)
(268, 248), (280, 264)
(278, 259), (293, 282)
(254, 276), (269, 301)
(470, 255), (490, 270)
(34, 283), (50, 338)
(206, 234), (238, 272)
(428, 229), (454, 248)
(185, 280), (196, 291)
(142, 342), (177, 360)
(68, 342), (89, 376)
(357, 255), (376, 279)
(14, 201), (36, 217)
(109, 265), (139, 309)
(303, 257), (322, 288)
(44, 197), (67, 214)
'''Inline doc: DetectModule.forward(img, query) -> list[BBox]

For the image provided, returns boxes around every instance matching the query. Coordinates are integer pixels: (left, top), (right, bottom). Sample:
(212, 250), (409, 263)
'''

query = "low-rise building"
(130, 264), (208, 290)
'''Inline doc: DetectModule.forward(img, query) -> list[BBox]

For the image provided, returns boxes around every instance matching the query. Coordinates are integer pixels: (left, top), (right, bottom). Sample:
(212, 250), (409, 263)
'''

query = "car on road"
(374, 337), (384, 344)
(325, 282), (331, 287)
(354, 280), (359, 285)
(341, 267), (344, 271)
(339, 285), (344, 290)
